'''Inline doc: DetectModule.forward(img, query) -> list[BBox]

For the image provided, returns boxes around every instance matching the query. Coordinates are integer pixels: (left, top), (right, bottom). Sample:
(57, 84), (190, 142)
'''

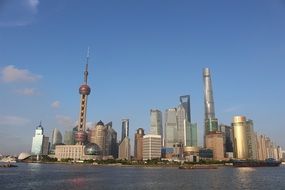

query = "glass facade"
(31, 124), (45, 155)
(121, 119), (129, 141)
(164, 108), (177, 148)
(150, 109), (162, 136)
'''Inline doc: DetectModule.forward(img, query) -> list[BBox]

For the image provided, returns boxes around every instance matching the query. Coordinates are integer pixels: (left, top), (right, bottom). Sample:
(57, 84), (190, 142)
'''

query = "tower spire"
(84, 47), (90, 84)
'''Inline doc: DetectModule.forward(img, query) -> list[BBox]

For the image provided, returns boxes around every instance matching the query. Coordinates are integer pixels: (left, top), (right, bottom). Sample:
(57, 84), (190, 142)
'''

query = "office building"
(143, 135), (161, 160)
(105, 122), (118, 158)
(121, 119), (129, 141)
(51, 128), (62, 150)
(119, 137), (131, 160)
(232, 116), (257, 160)
(31, 123), (49, 156)
(88, 121), (106, 156)
(205, 131), (224, 160)
(187, 123), (198, 147)
(164, 108), (177, 148)
(220, 124), (234, 153)
(150, 109), (162, 136)
(134, 128), (145, 161)
(64, 130), (75, 145)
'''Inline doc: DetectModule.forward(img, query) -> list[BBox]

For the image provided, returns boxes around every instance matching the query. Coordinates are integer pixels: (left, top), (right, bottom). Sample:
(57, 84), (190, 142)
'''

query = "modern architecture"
(203, 68), (219, 139)
(134, 128), (145, 161)
(143, 134), (161, 160)
(150, 109), (162, 136)
(74, 50), (91, 145)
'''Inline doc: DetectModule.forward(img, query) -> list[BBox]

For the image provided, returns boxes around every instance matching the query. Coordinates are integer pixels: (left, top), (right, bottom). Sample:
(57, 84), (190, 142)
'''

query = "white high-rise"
(31, 123), (49, 156)
(143, 134), (161, 160)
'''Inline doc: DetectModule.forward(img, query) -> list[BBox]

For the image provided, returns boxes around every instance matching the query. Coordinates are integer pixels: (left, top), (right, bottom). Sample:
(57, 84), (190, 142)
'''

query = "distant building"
(88, 121), (106, 156)
(203, 68), (219, 148)
(183, 146), (200, 162)
(232, 116), (257, 160)
(164, 108), (177, 148)
(220, 124), (234, 154)
(119, 137), (131, 160)
(51, 128), (62, 150)
(187, 123), (198, 147)
(64, 130), (75, 145)
(55, 145), (84, 161)
(134, 128), (145, 161)
(31, 123), (49, 156)
(205, 131), (224, 160)
(143, 135), (161, 160)
(176, 104), (187, 145)
(121, 119), (129, 141)
(105, 122), (118, 159)
(199, 149), (213, 160)
(150, 109), (163, 136)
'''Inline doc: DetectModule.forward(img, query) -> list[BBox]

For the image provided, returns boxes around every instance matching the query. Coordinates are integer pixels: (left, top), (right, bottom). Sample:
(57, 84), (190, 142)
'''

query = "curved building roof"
(18, 152), (31, 160)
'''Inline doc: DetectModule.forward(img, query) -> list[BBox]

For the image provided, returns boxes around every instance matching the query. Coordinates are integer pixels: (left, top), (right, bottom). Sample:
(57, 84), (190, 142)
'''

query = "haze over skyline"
(0, 0), (285, 155)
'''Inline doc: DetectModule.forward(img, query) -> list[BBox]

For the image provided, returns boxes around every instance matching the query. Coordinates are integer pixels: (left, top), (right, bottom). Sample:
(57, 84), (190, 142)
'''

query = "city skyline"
(1, 0), (285, 155)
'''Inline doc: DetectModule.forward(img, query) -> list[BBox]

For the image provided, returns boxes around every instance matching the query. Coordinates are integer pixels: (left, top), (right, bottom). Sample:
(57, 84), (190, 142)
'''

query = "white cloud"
(1, 65), (41, 83)
(27, 0), (39, 12)
(16, 88), (38, 96)
(0, 0), (40, 27)
(51, 101), (60, 109)
(56, 115), (74, 128)
(0, 115), (30, 126)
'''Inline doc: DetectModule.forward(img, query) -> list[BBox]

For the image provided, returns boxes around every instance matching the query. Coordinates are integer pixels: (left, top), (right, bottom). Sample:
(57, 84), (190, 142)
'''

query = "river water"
(0, 163), (284, 190)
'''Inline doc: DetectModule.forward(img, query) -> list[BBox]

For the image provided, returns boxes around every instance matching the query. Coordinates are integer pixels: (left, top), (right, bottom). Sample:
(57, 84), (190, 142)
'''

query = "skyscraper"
(220, 124), (234, 153)
(64, 130), (75, 145)
(134, 128), (145, 161)
(164, 108), (177, 148)
(74, 50), (91, 145)
(119, 119), (130, 160)
(150, 109), (162, 136)
(121, 119), (129, 141)
(105, 122), (118, 158)
(232, 116), (257, 160)
(203, 68), (218, 140)
(31, 123), (49, 156)
(176, 104), (186, 145)
(119, 137), (131, 160)
(51, 128), (62, 150)
(180, 95), (191, 123)
(89, 121), (106, 156)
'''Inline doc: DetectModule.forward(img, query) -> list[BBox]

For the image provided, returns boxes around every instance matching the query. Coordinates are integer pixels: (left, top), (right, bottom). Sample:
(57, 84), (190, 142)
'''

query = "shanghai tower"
(203, 68), (218, 136)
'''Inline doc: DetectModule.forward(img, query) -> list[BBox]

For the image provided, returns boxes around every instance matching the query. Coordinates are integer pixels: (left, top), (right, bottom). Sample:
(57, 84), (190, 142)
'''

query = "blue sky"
(0, 0), (285, 155)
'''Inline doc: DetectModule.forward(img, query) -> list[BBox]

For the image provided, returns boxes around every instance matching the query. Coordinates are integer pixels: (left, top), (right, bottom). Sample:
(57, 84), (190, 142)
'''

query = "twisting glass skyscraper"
(203, 68), (218, 137)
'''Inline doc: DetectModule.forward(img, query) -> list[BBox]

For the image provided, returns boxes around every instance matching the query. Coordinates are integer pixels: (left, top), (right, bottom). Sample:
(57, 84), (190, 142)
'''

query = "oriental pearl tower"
(74, 49), (91, 145)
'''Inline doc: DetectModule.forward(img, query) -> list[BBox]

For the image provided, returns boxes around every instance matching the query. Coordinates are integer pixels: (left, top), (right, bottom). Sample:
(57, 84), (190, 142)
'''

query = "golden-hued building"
(232, 116), (257, 160)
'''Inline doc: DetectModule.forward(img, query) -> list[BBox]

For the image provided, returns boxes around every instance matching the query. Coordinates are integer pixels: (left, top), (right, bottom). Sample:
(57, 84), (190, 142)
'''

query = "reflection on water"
(0, 164), (284, 190)
(27, 163), (42, 171)
(68, 177), (86, 188)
